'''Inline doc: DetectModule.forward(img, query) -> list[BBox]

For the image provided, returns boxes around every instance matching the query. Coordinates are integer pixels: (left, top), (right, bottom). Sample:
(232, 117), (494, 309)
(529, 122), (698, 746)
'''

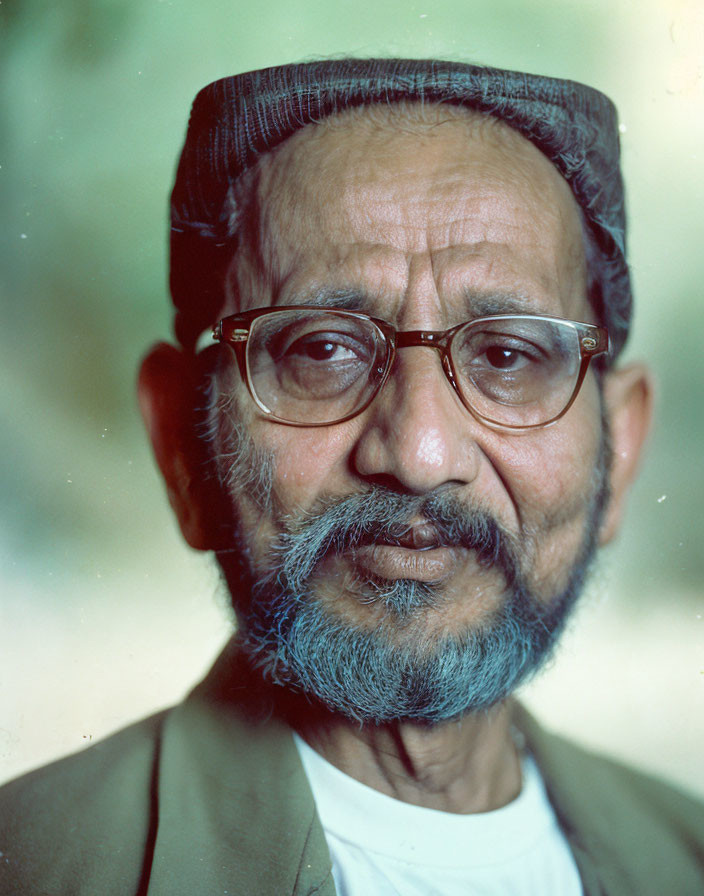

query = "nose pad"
(351, 348), (481, 494)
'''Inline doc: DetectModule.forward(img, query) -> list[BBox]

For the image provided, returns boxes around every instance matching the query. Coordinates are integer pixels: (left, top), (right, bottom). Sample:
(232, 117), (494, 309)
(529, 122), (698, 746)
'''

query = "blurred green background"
(1, 0), (702, 790)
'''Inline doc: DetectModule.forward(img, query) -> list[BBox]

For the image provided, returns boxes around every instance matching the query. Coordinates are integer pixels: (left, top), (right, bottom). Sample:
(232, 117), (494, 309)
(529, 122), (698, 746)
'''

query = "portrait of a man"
(1, 10), (703, 896)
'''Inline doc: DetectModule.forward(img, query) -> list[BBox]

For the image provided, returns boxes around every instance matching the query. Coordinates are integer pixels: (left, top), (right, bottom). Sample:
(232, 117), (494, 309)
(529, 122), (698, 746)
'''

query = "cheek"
(512, 430), (597, 526)
(498, 385), (604, 589)
(256, 422), (356, 511)
(519, 378), (602, 514)
(231, 422), (357, 579)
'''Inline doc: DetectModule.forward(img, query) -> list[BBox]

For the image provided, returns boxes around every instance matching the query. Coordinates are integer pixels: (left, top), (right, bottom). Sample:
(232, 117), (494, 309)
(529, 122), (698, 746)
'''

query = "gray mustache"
(266, 488), (519, 594)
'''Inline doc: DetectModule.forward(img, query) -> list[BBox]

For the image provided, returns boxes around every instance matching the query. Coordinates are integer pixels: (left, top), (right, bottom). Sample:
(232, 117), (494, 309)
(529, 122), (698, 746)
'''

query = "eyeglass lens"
(452, 317), (580, 427)
(245, 309), (583, 427)
(247, 310), (388, 424)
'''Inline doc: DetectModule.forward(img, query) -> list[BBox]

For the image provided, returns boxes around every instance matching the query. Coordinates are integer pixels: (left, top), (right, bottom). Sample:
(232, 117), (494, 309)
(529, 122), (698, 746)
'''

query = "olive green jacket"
(2, 643), (703, 895)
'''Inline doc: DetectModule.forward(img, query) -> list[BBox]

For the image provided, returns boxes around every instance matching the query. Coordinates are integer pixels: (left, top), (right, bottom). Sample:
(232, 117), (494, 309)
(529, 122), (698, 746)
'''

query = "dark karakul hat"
(170, 58), (631, 357)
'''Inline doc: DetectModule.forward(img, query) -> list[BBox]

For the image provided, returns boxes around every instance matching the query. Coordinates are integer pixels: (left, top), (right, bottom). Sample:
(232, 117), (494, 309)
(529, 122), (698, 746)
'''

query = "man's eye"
(284, 334), (360, 363)
(482, 345), (531, 370)
(469, 339), (544, 373)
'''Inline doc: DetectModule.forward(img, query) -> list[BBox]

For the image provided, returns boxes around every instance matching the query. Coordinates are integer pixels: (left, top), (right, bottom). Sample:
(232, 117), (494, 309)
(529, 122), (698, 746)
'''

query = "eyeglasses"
(212, 306), (609, 431)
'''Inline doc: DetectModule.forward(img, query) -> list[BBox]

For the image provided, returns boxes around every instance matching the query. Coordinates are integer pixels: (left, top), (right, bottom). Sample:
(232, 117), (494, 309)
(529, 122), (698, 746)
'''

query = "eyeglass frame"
(211, 305), (610, 432)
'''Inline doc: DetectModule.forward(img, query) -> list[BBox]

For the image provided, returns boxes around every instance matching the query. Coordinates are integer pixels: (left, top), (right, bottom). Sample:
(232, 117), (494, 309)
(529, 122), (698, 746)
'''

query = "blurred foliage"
(1, 0), (702, 604)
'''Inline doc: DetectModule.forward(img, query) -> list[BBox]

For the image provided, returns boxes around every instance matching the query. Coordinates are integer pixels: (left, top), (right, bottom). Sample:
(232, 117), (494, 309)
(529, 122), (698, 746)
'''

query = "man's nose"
(351, 348), (482, 494)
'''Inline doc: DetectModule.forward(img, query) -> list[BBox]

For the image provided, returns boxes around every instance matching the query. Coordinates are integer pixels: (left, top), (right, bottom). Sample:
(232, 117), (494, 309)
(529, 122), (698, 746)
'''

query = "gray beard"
(208, 380), (611, 725)
(235, 475), (607, 724)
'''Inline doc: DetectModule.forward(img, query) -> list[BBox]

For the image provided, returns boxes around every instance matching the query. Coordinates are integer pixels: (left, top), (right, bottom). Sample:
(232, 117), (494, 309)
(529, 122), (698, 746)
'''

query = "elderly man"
(1, 59), (703, 895)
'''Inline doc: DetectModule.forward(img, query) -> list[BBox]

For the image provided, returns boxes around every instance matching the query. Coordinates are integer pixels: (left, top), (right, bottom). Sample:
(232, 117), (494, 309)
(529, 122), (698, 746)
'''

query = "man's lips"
(346, 522), (466, 583)
(350, 543), (464, 583)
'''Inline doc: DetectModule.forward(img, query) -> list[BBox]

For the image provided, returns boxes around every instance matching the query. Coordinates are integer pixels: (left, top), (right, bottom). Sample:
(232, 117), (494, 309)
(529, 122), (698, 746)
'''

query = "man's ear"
(599, 362), (655, 546)
(137, 342), (221, 551)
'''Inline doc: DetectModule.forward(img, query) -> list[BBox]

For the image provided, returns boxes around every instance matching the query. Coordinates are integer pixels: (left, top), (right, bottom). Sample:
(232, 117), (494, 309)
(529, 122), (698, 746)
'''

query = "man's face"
(209, 106), (607, 721)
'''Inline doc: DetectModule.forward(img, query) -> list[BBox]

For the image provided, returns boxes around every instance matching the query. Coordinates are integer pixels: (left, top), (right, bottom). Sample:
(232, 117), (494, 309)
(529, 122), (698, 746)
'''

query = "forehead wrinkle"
(250, 109), (509, 257)
(231, 101), (588, 323)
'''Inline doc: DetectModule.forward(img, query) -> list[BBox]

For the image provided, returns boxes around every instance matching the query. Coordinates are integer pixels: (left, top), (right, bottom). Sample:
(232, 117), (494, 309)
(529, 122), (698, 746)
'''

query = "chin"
(240, 572), (583, 725)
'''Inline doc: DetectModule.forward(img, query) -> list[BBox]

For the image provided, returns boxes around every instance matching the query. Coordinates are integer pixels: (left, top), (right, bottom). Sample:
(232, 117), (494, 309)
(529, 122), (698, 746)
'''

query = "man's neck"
(294, 702), (521, 814)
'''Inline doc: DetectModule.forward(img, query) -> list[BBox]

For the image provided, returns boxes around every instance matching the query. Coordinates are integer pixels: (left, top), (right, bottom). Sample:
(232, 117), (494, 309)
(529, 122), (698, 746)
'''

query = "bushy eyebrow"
(277, 288), (372, 313)
(461, 291), (541, 318)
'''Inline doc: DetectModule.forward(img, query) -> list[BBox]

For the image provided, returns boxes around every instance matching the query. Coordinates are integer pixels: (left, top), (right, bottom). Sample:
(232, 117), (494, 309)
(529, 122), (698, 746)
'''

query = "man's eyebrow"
(280, 288), (370, 312)
(462, 292), (540, 318)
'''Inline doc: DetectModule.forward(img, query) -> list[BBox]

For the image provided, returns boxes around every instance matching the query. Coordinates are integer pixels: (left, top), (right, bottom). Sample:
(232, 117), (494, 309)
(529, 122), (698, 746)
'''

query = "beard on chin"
(231, 472), (607, 725)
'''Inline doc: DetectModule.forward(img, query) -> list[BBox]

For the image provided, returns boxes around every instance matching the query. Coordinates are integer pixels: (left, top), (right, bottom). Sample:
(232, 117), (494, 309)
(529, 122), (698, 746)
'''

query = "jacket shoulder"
(516, 706), (704, 894)
(0, 710), (167, 895)
(533, 719), (704, 835)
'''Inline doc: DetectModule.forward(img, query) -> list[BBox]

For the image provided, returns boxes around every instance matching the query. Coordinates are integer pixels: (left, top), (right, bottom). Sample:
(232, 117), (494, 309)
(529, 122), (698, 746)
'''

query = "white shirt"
(294, 733), (583, 896)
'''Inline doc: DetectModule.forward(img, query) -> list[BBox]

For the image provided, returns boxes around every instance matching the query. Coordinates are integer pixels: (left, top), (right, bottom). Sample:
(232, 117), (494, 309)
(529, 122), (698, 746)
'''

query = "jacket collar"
(146, 639), (335, 895)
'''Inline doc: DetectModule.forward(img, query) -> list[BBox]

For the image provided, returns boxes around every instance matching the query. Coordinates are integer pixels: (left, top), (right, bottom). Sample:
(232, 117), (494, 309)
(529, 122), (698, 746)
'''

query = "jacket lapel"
(515, 703), (704, 896)
(145, 646), (335, 895)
